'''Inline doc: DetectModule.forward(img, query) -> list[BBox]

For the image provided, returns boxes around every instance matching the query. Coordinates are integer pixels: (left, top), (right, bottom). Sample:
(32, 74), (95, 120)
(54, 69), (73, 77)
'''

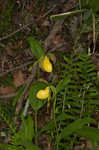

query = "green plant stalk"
(62, 88), (66, 112)
(56, 124), (61, 150)
(35, 110), (38, 145)
(56, 88), (66, 150)
(37, 65), (40, 79)
(53, 94), (60, 150)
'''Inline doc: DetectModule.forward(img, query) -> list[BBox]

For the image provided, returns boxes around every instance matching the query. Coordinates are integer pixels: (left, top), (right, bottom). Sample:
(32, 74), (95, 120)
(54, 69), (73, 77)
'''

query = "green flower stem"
(35, 110), (38, 145)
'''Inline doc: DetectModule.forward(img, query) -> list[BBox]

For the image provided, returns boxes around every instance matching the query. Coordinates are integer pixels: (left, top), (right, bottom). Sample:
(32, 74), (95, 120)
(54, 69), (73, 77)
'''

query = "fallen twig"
(44, 0), (76, 50)
(44, 19), (64, 50)
(0, 22), (34, 41)
(0, 5), (56, 42)
(15, 63), (37, 115)
(0, 59), (33, 77)
(0, 92), (18, 99)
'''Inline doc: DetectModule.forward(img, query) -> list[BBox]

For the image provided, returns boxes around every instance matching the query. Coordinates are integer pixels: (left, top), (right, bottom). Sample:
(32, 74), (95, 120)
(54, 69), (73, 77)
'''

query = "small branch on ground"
(44, 0), (76, 51)
(0, 59), (33, 77)
(15, 63), (37, 115)
(0, 5), (56, 42)
(0, 22), (34, 41)
(0, 92), (18, 99)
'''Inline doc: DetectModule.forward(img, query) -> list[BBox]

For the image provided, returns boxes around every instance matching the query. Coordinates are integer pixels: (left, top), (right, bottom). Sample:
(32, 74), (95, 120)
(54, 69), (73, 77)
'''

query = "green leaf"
(76, 126), (99, 143)
(0, 143), (9, 150)
(89, 100), (99, 105)
(25, 141), (41, 150)
(90, 0), (99, 13)
(22, 115), (34, 142)
(56, 74), (71, 94)
(7, 145), (24, 150)
(41, 113), (67, 132)
(29, 81), (48, 111)
(41, 113), (75, 132)
(63, 56), (72, 65)
(59, 117), (95, 139)
(14, 115), (34, 146)
(27, 36), (45, 59)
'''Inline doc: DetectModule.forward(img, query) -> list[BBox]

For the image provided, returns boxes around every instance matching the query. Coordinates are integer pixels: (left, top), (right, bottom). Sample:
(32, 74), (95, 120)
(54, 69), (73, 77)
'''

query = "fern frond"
(56, 52), (98, 118)
(0, 105), (16, 133)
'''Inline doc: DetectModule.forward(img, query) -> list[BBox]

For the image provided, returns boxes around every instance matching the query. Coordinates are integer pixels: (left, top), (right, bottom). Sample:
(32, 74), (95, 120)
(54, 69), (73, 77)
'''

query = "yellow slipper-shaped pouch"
(41, 56), (52, 72)
(36, 87), (50, 100)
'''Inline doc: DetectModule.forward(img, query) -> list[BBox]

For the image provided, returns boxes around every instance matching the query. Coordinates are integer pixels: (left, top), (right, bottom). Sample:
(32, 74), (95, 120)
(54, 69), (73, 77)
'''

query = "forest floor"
(0, 0), (99, 150)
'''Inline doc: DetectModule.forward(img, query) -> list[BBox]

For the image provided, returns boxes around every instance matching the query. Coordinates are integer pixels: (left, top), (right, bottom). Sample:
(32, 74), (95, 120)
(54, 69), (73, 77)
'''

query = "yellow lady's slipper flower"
(36, 87), (50, 100)
(41, 56), (52, 72)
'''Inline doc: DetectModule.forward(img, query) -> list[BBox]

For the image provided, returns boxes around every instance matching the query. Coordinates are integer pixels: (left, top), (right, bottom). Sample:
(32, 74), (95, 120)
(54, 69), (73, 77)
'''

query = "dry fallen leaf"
(13, 70), (24, 87)
(0, 85), (14, 95)
(53, 35), (63, 45)
(86, 140), (93, 149)
(5, 45), (17, 57)
(41, 20), (50, 27)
